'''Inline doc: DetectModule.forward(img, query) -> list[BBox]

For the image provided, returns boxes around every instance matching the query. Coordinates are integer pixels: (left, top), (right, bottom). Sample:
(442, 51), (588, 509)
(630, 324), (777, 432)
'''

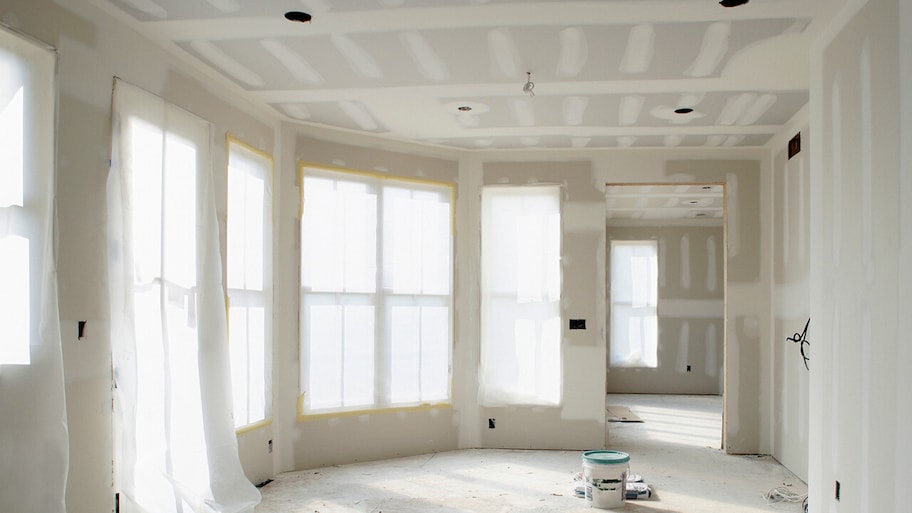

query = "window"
(0, 41), (32, 365)
(479, 185), (562, 406)
(227, 136), (273, 430)
(110, 80), (258, 513)
(117, 90), (211, 512)
(0, 26), (70, 513)
(299, 166), (453, 415)
(609, 240), (658, 367)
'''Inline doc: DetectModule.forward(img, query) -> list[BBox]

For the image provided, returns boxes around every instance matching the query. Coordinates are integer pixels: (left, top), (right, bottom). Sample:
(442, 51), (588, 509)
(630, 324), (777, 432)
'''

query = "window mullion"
(375, 181), (388, 409)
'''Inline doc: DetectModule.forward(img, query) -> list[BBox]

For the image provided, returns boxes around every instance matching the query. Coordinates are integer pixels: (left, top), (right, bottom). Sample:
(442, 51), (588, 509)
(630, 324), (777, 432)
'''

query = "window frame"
(297, 163), (455, 418)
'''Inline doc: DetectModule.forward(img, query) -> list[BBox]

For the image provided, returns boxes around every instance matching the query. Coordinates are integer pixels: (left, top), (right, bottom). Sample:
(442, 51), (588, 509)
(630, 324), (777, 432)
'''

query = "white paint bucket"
(582, 450), (630, 509)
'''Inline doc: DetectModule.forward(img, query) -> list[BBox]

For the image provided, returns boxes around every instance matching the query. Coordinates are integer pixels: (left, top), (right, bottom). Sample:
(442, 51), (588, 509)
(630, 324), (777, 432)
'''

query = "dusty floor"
(255, 395), (807, 512)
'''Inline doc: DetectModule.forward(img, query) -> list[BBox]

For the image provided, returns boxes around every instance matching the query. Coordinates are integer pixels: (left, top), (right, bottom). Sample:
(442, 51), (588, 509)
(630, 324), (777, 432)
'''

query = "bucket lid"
(582, 450), (630, 465)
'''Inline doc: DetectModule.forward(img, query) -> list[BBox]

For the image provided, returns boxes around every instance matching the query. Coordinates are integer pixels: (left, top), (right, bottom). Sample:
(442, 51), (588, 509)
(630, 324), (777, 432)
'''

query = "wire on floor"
(764, 485), (808, 507)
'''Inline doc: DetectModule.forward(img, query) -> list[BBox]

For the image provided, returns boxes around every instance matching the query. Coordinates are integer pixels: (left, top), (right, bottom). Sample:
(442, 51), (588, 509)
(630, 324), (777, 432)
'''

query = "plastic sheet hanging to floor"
(109, 79), (260, 513)
(0, 24), (68, 513)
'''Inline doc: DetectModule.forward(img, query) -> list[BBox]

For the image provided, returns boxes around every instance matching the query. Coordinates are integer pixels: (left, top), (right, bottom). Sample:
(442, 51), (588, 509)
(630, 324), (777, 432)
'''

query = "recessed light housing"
(284, 11), (312, 23)
(719, 0), (748, 6)
(674, 107), (694, 114)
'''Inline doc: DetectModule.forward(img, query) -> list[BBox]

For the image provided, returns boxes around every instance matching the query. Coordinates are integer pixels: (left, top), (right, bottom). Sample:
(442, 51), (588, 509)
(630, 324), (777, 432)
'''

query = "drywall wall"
(810, 0), (911, 510)
(477, 161), (609, 450)
(769, 111), (810, 482)
(605, 225), (725, 395)
(451, 150), (771, 456)
(0, 1), (279, 511)
(273, 148), (763, 462)
(273, 130), (462, 471)
(600, 156), (768, 454)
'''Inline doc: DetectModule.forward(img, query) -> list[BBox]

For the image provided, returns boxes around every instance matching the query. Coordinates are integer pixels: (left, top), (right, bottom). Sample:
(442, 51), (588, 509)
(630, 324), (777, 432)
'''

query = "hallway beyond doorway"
(607, 394), (722, 449)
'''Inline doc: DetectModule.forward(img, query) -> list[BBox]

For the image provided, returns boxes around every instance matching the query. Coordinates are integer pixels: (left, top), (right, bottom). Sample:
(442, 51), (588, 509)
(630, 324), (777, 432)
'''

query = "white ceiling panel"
(92, 0), (840, 149)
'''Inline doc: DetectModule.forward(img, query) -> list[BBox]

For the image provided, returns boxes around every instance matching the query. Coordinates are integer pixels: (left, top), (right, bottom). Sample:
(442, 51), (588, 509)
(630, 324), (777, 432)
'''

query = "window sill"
(235, 417), (273, 435)
(296, 396), (453, 422)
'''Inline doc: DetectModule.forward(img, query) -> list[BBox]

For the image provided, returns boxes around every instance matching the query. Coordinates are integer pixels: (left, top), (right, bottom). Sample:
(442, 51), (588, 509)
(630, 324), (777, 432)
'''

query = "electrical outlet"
(835, 480), (840, 501)
(686, 364), (692, 372)
(569, 319), (586, 330)
(488, 418), (496, 429)
(788, 132), (801, 159)
(268, 440), (273, 453)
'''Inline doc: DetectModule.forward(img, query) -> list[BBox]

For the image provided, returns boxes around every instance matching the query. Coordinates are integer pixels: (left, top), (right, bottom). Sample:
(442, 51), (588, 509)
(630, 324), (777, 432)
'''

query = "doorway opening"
(604, 183), (727, 451)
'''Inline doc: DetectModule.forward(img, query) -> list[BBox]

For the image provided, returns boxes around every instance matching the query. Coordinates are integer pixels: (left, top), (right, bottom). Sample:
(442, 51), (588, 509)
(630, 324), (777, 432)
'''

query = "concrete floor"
(256, 395), (807, 512)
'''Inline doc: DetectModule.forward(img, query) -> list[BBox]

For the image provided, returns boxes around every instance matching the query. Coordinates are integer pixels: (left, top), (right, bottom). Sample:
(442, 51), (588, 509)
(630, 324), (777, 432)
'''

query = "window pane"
(162, 134), (197, 289)
(386, 190), (422, 294)
(515, 215), (544, 302)
(306, 303), (375, 410)
(0, 236), (29, 364)
(227, 156), (266, 291)
(384, 187), (451, 295)
(129, 120), (163, 283)
(0, 86), (23, 208)
(421, 201), (451, 295)
(246, 306), (266, 422)
(226, 170), (245, 289)
(308, 305), (343, 410)
(539, 316), (562, 403)
(342, 192), (377, 293)
(302, 182), (344, 291)
(165, 291), (208, 492)
(390, 306), (420, 403)
(302, 178), (377, 293)
(229, 305), (267, 428)
(342, 305), (374, 407)
(420, 306), (449, 401)
(243, 174), (265, 290)
(0, 70), (28, 365)
(229, 306), (249, 427)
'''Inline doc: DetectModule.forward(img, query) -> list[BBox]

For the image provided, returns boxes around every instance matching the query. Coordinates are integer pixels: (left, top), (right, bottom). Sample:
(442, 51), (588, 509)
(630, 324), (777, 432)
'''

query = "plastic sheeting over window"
(109, 79), (260, 513)
(479, 185), (562, 407)
(0, 25), (68, 513)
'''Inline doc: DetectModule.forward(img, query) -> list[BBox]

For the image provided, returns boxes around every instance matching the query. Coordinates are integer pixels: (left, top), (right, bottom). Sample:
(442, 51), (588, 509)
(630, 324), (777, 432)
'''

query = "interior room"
(0, 0), (909, 512)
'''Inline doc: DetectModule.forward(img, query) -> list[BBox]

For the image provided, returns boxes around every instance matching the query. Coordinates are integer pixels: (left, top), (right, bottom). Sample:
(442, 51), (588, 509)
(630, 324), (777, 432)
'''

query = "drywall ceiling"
(606, 183), (724, 223)
(89, 0), (841, 150)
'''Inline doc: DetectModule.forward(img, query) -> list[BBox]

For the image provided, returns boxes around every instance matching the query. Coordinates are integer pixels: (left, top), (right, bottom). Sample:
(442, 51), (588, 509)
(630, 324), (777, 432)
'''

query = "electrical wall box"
(788, 132), (801, 159)
(569, 319), (586, 330)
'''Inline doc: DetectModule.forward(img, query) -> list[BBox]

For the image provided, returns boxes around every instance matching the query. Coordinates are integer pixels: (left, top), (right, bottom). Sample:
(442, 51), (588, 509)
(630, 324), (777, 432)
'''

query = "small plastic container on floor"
(582, 450), (630, 509)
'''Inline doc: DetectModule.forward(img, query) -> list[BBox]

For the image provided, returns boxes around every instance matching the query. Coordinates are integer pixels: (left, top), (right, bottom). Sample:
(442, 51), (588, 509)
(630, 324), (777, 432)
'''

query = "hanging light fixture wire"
(523, 72), (535, 97)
